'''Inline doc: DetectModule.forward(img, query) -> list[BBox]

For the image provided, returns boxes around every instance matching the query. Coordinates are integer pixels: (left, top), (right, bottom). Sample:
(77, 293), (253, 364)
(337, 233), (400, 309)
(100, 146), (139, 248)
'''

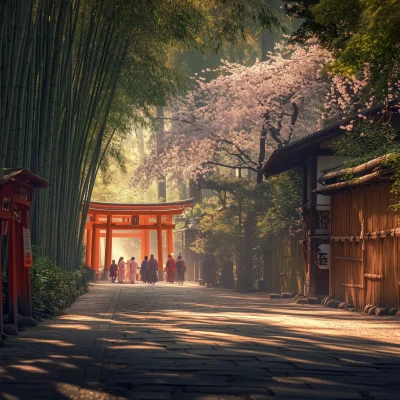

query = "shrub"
(2, 252), (90, 320)
(30, 255), (90, 319)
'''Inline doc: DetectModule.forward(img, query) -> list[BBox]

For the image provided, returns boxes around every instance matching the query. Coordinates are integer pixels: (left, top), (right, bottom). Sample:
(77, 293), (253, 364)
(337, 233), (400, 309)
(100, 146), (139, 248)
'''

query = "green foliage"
(333, 121), (400, 208)
(285, 0), (400, 89)
(257, 170), (303, 235)
(1, 0), (282, 273)
(29, 256), (91, 320)
(333, 121), (400, 165)
(2, 250), (91, 321)
(190, 171), (303, 284)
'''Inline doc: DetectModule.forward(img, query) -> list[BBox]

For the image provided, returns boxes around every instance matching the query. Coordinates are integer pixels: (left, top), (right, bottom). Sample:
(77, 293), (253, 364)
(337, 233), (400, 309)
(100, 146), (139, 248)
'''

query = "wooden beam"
(100, 233), (141, 238)
(364, 273), (383, 279)
(342, 283), (363, 288)
(91, 223), (176, 230)
(89, 209), (186, 216)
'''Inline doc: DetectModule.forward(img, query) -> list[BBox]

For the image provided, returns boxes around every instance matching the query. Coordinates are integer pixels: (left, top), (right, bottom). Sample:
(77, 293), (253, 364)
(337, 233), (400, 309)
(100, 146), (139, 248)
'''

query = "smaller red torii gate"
(84, 199), (193, 279)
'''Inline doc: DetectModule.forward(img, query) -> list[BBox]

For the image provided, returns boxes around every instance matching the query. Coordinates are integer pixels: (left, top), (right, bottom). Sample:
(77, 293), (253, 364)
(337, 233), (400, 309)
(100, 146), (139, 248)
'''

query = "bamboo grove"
(0, 0), (279, 271)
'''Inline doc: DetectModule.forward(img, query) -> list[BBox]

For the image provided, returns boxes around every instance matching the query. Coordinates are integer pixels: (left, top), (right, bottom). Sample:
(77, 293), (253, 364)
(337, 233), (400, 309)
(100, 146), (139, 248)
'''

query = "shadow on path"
(0, 282), (399, 400)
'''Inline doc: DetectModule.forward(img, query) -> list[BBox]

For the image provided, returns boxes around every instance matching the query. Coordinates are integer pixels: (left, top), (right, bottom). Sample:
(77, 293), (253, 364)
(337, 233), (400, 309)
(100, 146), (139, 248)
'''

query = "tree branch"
(207, 160), (257, 172)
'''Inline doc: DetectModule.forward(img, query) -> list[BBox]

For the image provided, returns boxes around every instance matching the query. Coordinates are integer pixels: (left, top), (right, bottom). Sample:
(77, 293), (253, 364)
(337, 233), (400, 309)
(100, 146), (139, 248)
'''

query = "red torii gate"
(84, 199), (193, 279)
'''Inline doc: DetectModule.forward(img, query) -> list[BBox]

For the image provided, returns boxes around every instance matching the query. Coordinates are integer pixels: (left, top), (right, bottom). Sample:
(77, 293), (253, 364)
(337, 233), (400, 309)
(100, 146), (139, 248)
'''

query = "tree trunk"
(156, 107), (166, 201)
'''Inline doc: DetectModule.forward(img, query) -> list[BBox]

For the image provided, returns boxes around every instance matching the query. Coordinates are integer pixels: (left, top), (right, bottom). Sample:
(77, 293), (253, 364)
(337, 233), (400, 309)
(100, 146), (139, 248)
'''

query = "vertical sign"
(315, 244), (330, 269)
(23, 227), (33, 267)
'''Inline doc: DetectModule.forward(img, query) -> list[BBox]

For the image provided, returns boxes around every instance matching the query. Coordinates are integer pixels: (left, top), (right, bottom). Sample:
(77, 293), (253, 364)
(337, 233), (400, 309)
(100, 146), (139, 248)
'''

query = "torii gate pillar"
(166, 215), (173, 255)
(157, 215), (163, 280)
(86, 227), (93, 267)
(104, 215), (113, 277)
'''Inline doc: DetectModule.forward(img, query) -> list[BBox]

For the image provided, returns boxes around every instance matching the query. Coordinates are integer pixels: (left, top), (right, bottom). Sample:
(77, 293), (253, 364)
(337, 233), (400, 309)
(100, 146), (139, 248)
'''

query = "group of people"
(164, 254), (187, 285)
(202, 255), (234, 288)
(108, 253), (187, 285)
(109, 253), (234, 288)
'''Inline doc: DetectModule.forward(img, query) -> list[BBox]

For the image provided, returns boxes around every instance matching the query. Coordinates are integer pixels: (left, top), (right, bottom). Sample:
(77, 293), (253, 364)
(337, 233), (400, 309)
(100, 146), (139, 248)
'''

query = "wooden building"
(0, 169), (48, 333)
(263, 230), (305, 294)
(262, 124), (346, 296)
(316, 155), (400, 309)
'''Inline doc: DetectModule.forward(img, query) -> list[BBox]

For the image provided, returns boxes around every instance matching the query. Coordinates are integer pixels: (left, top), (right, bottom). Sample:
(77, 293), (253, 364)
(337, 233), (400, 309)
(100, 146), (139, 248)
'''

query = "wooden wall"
(264, 230), (305, 294)
(330, 184), (400, 309)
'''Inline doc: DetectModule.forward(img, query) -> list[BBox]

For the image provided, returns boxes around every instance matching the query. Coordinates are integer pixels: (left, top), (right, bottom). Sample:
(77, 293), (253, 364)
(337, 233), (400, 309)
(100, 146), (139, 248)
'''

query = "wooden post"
(86, 227), (92, 267)
(0, 227), (3, 334)
(104, 215), (113, 273)
(144, 216), (150, 256)
(140, 230), (146, 260)
(157, 215), (163, 279)
(20, 208), (32, 317)
(91, 214), (100, 271)
(166, 215), (173, 255)
(309, 155), (318, 297)
(8, 217), (18, 326)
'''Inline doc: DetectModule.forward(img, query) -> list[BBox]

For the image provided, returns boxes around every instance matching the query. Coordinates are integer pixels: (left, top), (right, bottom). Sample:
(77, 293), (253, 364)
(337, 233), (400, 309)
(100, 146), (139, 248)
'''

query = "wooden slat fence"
(264, 230), (305, 294)
(330, 184), (399, 309)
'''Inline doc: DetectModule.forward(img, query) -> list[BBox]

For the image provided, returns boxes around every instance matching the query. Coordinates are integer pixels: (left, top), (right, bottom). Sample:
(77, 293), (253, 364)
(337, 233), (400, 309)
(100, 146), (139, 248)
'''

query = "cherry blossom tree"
(133, 42), (333, 188)
(323, 64), (400, 131)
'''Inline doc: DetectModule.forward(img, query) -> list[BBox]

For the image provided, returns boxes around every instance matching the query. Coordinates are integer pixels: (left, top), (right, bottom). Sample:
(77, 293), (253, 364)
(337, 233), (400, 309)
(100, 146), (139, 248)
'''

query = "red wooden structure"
(84, 199), (193, 280)
(0, 169), (48, 333)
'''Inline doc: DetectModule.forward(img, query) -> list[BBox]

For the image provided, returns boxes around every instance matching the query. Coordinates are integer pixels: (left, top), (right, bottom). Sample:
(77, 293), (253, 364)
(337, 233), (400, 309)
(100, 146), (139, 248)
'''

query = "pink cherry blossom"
(133, 42), (333, 188)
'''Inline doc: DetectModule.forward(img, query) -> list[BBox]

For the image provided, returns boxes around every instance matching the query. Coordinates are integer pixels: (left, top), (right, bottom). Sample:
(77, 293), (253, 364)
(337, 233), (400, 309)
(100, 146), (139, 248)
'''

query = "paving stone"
(0, 282), (400, 399)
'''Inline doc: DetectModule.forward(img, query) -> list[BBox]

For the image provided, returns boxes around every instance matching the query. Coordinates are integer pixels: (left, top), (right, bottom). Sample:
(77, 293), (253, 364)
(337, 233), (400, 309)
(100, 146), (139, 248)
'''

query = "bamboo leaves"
(1, 0), (280, 271)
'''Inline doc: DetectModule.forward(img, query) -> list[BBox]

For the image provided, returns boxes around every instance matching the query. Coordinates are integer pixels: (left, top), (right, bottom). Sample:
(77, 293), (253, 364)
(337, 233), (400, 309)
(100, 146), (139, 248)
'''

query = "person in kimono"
(140, 256), (149, 283)
(165, 254), (176, 283)
(129, 256), (138, 284)
(202, 254), (216, 287)
(118, 257), (126, 283)
(221, 255), (234, 288)
(147, 254), (159, 284)
(176, 255), (186, 285)
(109, 260), (118, 283)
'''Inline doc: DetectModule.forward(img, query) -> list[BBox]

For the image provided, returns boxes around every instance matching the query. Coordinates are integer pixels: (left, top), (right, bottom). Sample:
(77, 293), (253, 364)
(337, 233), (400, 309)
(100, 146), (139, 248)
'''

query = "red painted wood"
(140, 230), (146, 260)
(104, 215), (112, 270)
(157, 215), (163, 273)
(167, 215), (173, 255)
(86, 228), (92, 267)
(8, 218), (18, 326)
(91, 215), (100, 271)
(16, 210), (30, 317)
(0, 236), (3, 334)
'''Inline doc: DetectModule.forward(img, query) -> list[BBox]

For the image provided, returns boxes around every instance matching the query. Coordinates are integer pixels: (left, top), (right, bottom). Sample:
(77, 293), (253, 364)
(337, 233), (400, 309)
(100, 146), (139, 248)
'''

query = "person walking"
(202, 254), (216, 287)
(129, 256), (138, 284)
(109, 260), (118, 283)
(118, 257), (126, 283)
(165, 254), (176, 283)
(147, 254), (158, 284)
(140, 256), (148, 283)
(176, 255), (186, 285)
(221, 255), (234, 288)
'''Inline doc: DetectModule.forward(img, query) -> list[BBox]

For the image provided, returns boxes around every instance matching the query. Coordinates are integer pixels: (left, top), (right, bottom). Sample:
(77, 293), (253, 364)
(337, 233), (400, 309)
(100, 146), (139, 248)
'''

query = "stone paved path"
(1, 282), (400, 400)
